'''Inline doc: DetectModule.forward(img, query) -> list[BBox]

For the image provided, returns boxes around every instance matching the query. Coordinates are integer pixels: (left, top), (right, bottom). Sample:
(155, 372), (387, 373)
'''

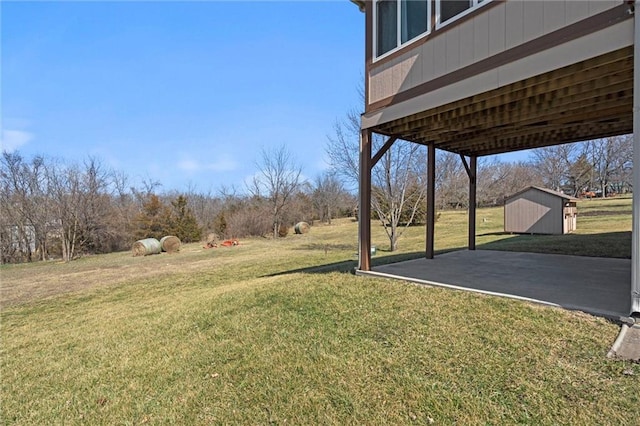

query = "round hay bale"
(160, 235), (181, 253)
(294, 222), (310, 234)
(132, 238), (162, 257)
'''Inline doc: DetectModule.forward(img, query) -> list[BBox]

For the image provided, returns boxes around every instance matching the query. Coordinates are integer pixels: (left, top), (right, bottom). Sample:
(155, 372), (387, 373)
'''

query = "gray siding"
(505, 189), (565, 234)
(369, 0), (623, 105)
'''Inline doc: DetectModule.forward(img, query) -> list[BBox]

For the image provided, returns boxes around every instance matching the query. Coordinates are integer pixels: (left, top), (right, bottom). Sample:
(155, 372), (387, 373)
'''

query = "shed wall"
(505, 190), (564, 234)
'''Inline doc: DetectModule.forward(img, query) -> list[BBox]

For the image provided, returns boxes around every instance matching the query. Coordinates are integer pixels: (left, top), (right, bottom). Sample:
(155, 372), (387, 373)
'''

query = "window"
(375, 0), (430, 59)
(440, 0), (471, 23)
(437, 0), (489, 28)
(376, 0), (398, 57)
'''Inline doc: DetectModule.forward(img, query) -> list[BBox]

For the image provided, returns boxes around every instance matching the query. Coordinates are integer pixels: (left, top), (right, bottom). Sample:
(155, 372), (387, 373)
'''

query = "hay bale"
(160, 235), (181, 253)
(132, 238), (162, 257)
(294, 222), (310, 234)
(205, 233), (219, 245)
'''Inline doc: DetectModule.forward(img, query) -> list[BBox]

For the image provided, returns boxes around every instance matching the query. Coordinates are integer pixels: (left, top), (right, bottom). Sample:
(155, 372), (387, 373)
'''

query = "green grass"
(2, 198), (638, 424)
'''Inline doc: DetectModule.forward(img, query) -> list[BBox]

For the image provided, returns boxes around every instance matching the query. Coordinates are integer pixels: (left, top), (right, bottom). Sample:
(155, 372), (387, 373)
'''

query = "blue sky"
(1, 1), (365, 193)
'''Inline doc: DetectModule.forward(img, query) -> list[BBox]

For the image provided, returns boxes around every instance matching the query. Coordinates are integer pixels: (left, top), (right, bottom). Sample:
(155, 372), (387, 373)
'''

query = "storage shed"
(504, 187), (577, 235)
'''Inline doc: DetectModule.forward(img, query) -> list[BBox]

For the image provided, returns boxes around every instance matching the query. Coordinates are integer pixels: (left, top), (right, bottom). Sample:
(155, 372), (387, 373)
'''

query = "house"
(351, 0), (639, 316)
(0, 224), (36, 263)
(504, 186), (578, 235)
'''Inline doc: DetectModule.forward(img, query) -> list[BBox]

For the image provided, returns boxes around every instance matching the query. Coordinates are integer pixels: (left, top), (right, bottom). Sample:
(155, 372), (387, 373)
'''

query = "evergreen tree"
(168, 195), (202, 242)
(134, 194), (168, 240)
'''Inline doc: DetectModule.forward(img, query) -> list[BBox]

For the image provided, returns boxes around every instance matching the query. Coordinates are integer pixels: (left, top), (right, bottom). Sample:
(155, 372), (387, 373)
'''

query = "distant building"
(1, 224), (37, 262)
(504, 187), (577, 235)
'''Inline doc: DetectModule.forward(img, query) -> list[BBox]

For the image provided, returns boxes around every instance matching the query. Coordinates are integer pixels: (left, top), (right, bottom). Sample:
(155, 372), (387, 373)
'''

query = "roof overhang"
(350, 0), (365, 12)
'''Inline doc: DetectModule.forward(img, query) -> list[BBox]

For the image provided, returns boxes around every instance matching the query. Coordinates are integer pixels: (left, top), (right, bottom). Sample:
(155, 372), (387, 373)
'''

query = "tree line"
(0, 148), (355, 264)
(1, 131), (633, 263)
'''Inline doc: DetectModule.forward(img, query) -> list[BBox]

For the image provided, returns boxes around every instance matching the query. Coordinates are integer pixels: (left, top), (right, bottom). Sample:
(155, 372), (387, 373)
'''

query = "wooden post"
(460, 154), (477, 251)
(426, 143), (436, 259)
(358, 129), (372, 271)
(632, 5), (640, 314)
(469, 156), (477, 250)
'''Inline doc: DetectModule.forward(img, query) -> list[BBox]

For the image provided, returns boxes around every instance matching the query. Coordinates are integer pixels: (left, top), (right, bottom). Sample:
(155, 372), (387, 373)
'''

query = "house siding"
(368, 0), (625, 107)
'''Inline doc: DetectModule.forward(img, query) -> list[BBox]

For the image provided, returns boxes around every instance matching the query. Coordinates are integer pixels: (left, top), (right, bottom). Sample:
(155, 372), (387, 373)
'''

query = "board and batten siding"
(368, 0), (623, 106)
(504, 189), (566, 235)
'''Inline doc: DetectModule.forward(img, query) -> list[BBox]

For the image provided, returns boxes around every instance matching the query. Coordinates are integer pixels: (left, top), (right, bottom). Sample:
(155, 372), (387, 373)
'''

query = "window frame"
(435, 0), (491, 30)
(373, 0), (432, 62)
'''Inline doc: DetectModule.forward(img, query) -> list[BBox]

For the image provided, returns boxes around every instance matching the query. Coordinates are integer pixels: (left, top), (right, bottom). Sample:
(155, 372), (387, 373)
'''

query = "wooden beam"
(376, 47), (632, 132)
(426, 143), (436, 259)
(443, 119), (633, 157)
(380, 63), (633, 136)
(382, 90), (633, 149)
(358, 129), (372, 271)
(459, 154), (471, 178)
(371, 136), (398, 168)
(632, 6), (640, 314)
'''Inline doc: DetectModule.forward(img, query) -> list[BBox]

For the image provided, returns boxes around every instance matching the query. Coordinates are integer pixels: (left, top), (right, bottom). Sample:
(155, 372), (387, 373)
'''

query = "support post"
(426, 143), (436, 259)
(469, 156), (477, 251)
(460, 154), (477, 250)
(358, 129), (372, 271)
(632, 4), (640, 314)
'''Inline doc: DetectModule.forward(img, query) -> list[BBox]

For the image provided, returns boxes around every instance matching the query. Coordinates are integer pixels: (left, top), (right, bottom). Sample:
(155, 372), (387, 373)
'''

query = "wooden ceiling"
(371, 47), (634, 157)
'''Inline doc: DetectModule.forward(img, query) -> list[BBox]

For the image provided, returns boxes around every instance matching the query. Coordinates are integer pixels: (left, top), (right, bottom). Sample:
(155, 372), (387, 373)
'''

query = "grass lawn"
(1, 197), (638, 424)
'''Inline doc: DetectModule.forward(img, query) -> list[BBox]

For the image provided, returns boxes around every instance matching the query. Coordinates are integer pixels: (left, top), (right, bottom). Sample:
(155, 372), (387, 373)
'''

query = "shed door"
(564, 210), (575, 233)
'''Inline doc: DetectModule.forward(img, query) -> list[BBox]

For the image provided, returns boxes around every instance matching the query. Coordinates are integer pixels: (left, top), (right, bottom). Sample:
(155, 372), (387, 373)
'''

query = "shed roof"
(505, 186), (579, 202)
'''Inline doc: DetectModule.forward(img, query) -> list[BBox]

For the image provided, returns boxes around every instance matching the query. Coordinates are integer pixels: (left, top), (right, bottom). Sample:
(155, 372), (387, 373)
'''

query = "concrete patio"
(358, 250), (632, 320)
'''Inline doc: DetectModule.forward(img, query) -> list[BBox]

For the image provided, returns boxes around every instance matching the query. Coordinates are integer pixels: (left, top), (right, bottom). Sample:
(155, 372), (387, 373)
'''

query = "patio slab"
(359, 250), (631, 319)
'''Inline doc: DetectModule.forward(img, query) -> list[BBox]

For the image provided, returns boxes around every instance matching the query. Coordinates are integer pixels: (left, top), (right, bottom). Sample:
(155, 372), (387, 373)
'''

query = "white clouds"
(0, 129), (33, 153)
(178, 159), (200, 172)
(208, 156), (239, 172)
(177, 154), (239, 173)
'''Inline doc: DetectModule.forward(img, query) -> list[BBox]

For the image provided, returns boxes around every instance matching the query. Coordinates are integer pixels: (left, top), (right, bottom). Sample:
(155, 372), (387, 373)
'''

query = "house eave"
(350, 0), (365, 13)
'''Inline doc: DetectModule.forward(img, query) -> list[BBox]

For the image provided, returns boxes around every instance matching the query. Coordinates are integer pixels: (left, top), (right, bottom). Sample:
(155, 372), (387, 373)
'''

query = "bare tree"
(326, 108), (426, 251)
(435, 151), (467, 209)
(0, 152), (51, 262)
(325, 110), (362, 192)
(312, 172), (346, 224)
(530, 143), (579, 192)
(609, 135), (634, 193)
(566, 152), (592, 197)
(371, 140), (427, 251)
(249, 145), (302, 239)
(477, 159), (542, 206)
(184, 186), (224, 235)
(45, 157), (114, 262)
(587, 136), (633, 197)
(108, 170), (137, 249)
(46, 160), (83, 262)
